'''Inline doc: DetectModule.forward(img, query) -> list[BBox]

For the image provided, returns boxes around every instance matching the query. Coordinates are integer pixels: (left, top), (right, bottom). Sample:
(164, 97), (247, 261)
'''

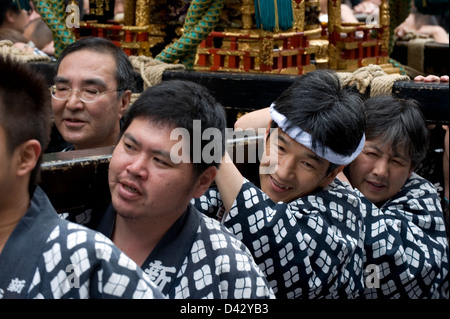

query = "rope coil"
(338, 64), (410, 96)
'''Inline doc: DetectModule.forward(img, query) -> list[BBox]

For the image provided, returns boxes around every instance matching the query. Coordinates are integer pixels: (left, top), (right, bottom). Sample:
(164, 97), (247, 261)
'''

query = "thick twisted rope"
(32, 0), (75, 58)
(338, 64), (410, 97)
(155, 0), (224, 68)
(129, 55), (185, 90)
(0, 40), (51, 62)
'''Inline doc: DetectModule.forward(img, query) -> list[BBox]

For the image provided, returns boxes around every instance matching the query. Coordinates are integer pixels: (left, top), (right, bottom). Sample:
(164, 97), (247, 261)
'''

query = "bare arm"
(215, 152), (245, 212)
(234, 107), (271, 131)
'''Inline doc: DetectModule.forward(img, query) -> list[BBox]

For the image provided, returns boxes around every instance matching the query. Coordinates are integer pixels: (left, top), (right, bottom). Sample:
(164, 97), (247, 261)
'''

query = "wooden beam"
(162, 70), (449, 124)
(29, 62), (448, 124)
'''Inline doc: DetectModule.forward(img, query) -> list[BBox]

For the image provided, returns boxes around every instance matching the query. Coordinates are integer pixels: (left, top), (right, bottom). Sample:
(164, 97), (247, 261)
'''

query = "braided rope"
(155, 0), (224, 68)
(0, 40), (51, 62)
(129, 55), (185, 90)
(338, 64), (409, 97)
(32, 0), (75, 58)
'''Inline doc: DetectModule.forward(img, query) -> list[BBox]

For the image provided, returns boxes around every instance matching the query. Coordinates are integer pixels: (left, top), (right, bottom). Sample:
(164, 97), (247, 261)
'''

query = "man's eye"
(124, 142), (136, 151)
(154, 158), (168, 166)
(366, 152), (378, 157)
(83, 89), (99, 95)
(301, 161), (315, 170)
(392, 159), (406, 166)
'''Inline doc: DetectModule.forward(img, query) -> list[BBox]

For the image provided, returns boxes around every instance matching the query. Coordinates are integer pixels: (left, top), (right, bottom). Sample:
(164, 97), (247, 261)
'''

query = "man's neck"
(112, 214), (177, 267)
(0, 196), (30, 255)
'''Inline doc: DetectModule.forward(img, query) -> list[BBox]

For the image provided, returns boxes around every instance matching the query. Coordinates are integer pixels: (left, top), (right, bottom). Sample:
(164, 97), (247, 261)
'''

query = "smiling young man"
(50, 37), (133, 151)
(346, 96), (449, 298)
(194, 70), (368, 298)
(94, 80), (274, 299)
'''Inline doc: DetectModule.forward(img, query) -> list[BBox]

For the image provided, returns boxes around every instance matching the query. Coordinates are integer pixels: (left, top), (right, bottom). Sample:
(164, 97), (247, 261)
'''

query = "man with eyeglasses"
(0, 54), (163, 299)
(49, 37), (134, 151)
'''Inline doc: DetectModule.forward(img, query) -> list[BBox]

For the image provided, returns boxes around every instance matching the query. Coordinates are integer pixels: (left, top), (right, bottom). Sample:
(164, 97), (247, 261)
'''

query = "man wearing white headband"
(194, 70), (368, 298)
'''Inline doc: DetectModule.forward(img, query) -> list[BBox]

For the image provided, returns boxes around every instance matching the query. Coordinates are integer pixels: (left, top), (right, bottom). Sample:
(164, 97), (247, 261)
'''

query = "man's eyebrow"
(278, 134), (289, 145)
(123, 132), (140, 147)
(365, 144), (381, 152)
(391, 151), (409, 162)
(53, 76), (107, 88)
(305, 152), (323, 164)
(278, 133), (323, 164)
(151, 149), (172, 160)
(81, 78), (108, 87)
(366, 144), (409, 162)
(53, 76), (70, 84)
(123, 133), (172, 160)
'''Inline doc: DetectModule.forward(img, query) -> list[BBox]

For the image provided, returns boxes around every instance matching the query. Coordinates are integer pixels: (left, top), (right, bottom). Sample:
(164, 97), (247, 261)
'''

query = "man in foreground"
(95, 80), (275, 299)
(0, 55), (163, 299)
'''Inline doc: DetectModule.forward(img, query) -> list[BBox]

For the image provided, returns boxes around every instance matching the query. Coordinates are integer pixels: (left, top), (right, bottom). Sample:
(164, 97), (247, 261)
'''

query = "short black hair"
(122, 80), (227, 175)
(271, 69), (366, 172)
(0, 55), (52, 192)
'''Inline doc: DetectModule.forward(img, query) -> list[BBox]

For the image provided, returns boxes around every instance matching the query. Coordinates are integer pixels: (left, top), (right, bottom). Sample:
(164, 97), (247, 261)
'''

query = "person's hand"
(416, 25), (449, 44)
(41, 40), (55, 56)
(394, 13), (415, 38)
(353, 0), (381, 14)
(414, 75), (449, 82)
(12, 42), (34, 54)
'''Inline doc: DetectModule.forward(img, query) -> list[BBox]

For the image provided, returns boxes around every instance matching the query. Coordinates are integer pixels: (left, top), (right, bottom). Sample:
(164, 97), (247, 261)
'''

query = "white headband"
(269, 103), (365, 165)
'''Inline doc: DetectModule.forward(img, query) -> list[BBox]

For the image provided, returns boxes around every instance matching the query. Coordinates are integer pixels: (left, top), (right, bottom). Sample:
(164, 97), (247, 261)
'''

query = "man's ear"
(15, 140), (41, 177)
(118, 90), (132, 118)
(192, 166), (217, 198)
(5, 9), (17, 24)
(319, 165), (345, 188)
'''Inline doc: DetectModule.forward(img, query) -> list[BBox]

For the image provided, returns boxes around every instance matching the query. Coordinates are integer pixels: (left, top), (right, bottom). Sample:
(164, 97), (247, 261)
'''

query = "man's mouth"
(123, 184), (138, 194)
(63, 118), (86, 127)
(270, 175), (292, 191)
(366, 180), (386, 191)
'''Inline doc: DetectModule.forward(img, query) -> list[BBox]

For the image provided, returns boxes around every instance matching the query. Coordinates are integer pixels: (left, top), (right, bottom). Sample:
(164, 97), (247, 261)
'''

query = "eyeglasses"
(49, 85), (122, 103)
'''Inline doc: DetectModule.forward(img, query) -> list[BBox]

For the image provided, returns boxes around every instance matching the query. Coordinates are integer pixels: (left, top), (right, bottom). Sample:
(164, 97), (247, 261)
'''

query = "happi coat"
(95, 203), (275, 299)
(0, 187), (163, 299)
(362, 173), (449, 298)
(194, 178), (367, 299)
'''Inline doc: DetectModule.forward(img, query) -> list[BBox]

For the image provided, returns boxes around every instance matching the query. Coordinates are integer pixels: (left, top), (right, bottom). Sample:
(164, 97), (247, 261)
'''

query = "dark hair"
(271, 69), (366, 173)
(121, 80), (227, 175)
(55, 37), (135, 96)
(364, 95), (429, 167)
(0, 55), (52, 193)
